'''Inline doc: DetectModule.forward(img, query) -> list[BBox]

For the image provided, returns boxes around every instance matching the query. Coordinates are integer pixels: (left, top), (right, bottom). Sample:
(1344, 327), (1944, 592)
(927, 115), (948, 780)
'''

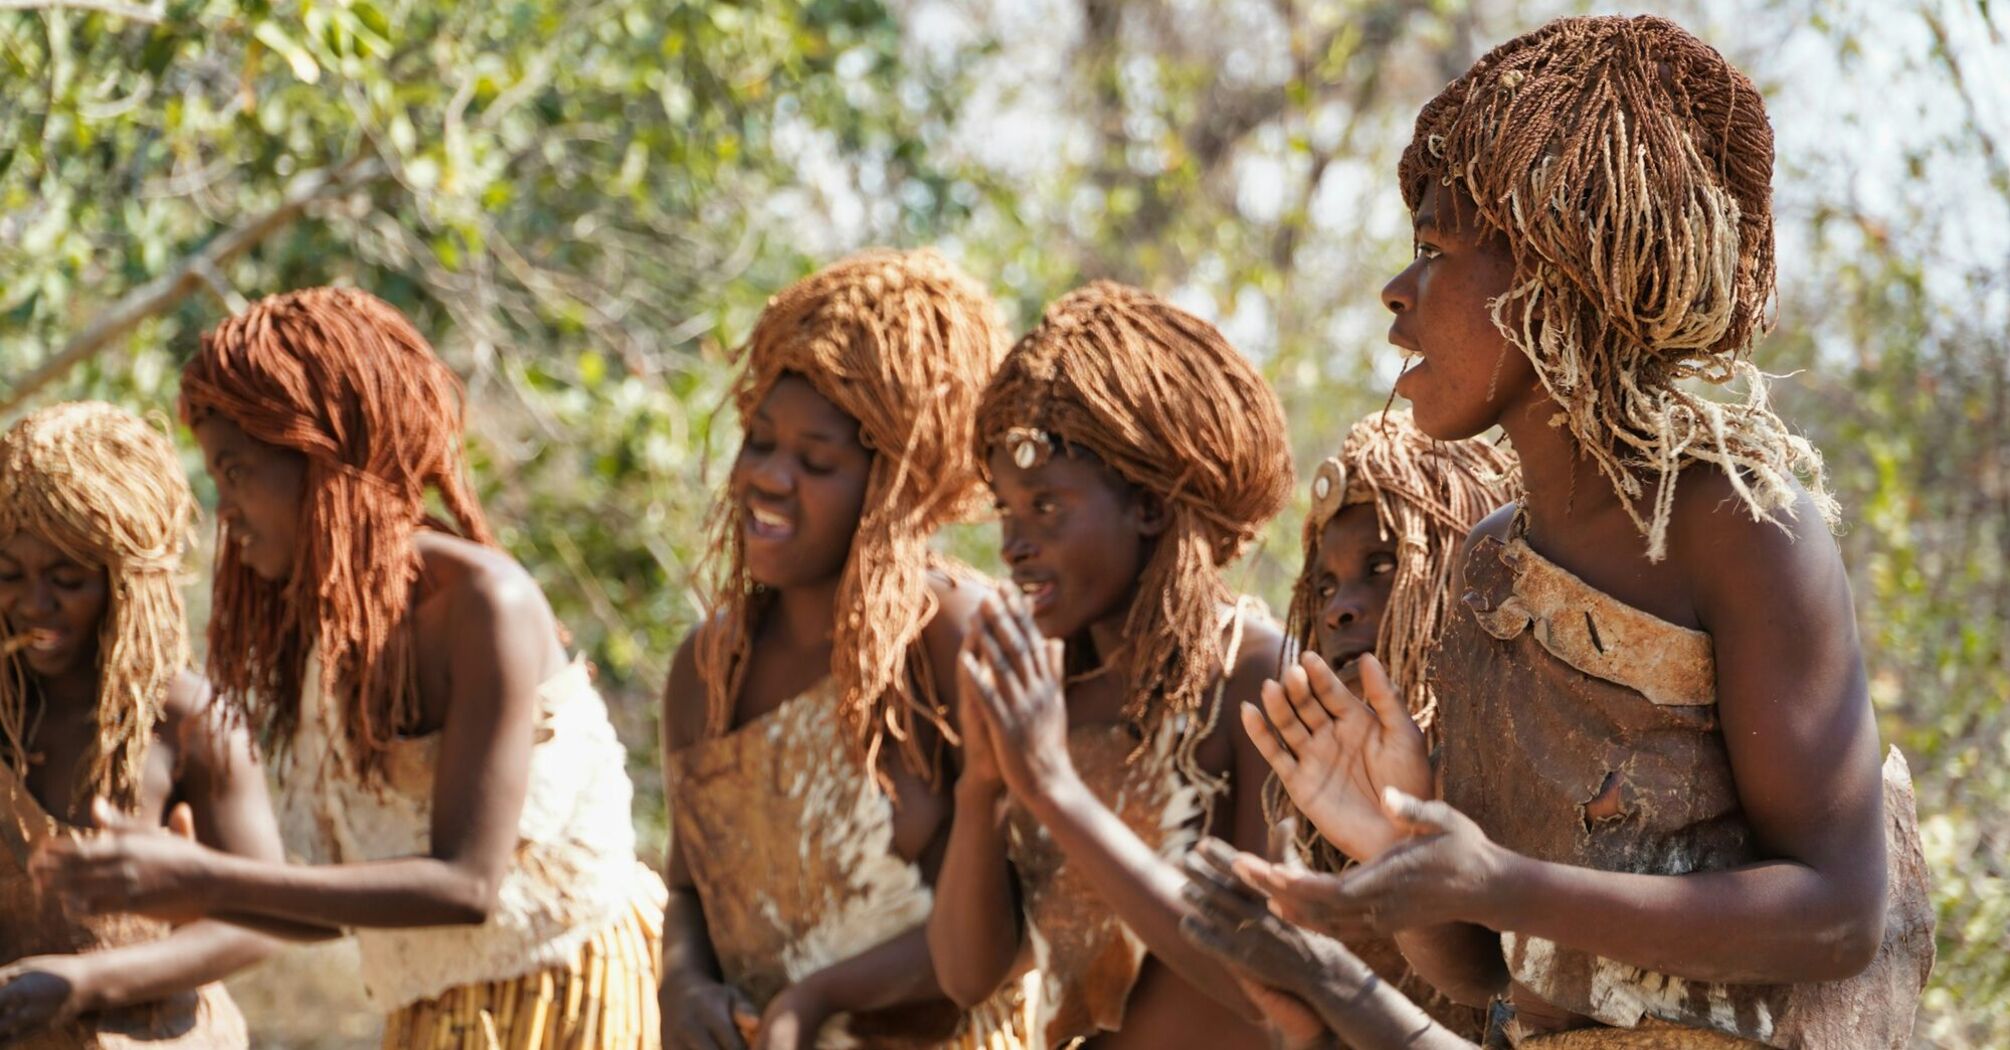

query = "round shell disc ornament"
(1310, 456), (1349, 528)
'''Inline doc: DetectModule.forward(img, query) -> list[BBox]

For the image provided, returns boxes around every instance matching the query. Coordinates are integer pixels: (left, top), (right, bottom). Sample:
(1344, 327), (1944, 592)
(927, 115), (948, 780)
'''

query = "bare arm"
(1454, 485), (1886, 981)
(966, 593), (1277, 1022)
(39, 569), (558, 931)
(926, 631), (1023, 1009)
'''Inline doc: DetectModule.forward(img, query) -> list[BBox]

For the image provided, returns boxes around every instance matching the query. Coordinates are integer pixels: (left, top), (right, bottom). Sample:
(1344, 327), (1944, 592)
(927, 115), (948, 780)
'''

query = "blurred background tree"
(2, 0), (2001, 1044)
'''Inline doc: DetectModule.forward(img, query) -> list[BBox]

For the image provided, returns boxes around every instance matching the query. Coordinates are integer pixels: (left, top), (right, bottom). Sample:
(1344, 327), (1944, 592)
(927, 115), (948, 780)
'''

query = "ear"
(1131, 489), (1170, 540)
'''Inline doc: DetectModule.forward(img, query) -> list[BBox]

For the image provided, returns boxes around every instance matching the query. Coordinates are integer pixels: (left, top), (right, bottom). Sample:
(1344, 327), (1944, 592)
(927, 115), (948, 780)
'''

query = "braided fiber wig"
(1400, 14), (1834, 559)
(699, 248), (1008, 784)
(974, 281), (1293, 778)
(0, 402), (197, 809)
(1274, 410), (1518, 870)
(180, 287), (494, 780)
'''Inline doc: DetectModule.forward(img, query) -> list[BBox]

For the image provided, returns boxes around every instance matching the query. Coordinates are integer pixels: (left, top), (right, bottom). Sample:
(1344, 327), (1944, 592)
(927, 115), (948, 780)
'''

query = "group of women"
(0, 14), (1934, 1050)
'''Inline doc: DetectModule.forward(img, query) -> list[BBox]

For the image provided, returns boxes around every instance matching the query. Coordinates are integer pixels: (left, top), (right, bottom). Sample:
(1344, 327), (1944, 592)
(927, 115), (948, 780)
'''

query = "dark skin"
(928, 446), (1281, 1049)
(1307, 505), (1398, 687)
(0, 533), (283, 1041)
(1213, 181), (1888, 1041)
(34, 414), (573, 946)
(659, 374), (977, 1050)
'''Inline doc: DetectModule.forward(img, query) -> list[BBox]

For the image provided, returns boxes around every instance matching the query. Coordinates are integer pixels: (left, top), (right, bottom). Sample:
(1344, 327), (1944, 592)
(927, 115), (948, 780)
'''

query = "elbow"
(939, 969), (1003, 1012)
(1804, 904), (1885, 982)
(440, 872), (501, 927)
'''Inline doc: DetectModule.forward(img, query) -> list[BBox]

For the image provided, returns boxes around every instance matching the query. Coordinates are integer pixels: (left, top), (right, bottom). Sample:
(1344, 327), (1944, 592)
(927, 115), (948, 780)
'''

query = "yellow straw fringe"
(382, 888), (665, 1050)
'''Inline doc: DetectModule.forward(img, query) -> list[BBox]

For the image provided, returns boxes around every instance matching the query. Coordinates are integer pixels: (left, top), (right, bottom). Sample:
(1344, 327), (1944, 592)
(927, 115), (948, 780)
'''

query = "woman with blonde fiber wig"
(4, 401), (280, 1048)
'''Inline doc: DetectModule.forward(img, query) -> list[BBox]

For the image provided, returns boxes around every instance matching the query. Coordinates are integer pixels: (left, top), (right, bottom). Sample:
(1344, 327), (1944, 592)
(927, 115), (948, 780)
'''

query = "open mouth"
(745, 505), (795, 541)
(1014, 577), (1057, 614)
(3, 629), (64, 657)
(1324, 644), (1372, 679)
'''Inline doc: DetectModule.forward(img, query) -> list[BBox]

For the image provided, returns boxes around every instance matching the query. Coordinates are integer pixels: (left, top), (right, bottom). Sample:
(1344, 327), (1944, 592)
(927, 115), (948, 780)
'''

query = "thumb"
(1046, 637), (1064, 677)
(168, 802), (197, 841)
(1380, 786), (1457, 836)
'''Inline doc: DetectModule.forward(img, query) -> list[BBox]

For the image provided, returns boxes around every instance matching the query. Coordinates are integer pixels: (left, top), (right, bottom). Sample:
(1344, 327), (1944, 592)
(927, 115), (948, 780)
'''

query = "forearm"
(70, 921), (278, 1013)
(202, 852), (500, 930)
(1305, 951), (1474, 1050)
(1022, 774), (1256, 1018)
(1393, 923), (1507, 1008)
(208, 912), (346, 943)
(927, 780), (1023, 1007)
(660, 886), (723, 986)
(1487, 854), (1878, 983)
(798, 926), (944, 1016)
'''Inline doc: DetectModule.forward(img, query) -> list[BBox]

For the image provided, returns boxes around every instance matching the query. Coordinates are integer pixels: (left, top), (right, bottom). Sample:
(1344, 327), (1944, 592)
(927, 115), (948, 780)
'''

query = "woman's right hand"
(660, 976), (758, 1050)
(954, 632), (1005, 793)
(1243, 653), (1432, 863)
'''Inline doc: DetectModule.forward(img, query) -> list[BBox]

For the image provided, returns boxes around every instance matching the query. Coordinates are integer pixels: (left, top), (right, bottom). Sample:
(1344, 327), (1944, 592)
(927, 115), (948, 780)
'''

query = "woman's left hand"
(1235, 788), (1517, 938)
(0, 955), (91, 1041)
(29, 798), (218, 924)
(750, 980), (832, 1050)
(961, 591), (1078, 802)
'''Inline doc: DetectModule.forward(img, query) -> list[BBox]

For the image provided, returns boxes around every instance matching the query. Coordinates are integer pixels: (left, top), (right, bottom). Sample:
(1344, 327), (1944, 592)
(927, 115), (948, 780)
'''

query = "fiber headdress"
(973, 281), (1292, 776)
(1284, 409), (1520, 738)
(0, 402), (196, 809)
(698, 248), (1009, 784)
(180, 287), (494, 779)
(1399, 14), (1834, 559)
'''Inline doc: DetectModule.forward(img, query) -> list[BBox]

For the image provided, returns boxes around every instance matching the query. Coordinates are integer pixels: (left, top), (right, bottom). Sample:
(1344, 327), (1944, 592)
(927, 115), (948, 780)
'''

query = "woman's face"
(1306, 503), (1397, 690)
(988, 444), (1165, 642)
(732, 373), (873, 590)
(194, 416), (308, 583)
(0, 532), (109, 681)
(1381, 182), (1537, 441)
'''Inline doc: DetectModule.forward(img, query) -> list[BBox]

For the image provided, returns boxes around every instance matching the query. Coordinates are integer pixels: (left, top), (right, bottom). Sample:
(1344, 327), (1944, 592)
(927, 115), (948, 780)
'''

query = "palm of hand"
(1248, 654), (1431, 863)
(1286, 710), (1430, 860)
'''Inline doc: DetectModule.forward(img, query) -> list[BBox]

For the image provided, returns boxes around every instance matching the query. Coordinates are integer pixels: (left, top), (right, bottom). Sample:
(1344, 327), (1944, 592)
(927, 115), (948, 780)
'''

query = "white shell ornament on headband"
(1310, 456), (1348, 527)
(1004, 427), (1054, 471)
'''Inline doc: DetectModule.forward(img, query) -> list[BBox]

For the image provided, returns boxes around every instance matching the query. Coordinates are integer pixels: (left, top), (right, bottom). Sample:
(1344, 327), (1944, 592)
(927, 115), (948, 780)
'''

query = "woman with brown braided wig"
(929, 281), (1292, 1049)
(37, 289), (667, 1049)
(658, 248), (1020, 1050)
(1256, 407), (1519, 1043)
(1, 402), (279, 1049)
(1178, 15), (1933, 1050)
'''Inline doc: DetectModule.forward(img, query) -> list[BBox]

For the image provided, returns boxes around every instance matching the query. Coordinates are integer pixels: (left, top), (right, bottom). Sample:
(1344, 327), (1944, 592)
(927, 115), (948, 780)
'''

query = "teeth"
(1398, 345), (1423, 361)
(750, 507), (789, 529)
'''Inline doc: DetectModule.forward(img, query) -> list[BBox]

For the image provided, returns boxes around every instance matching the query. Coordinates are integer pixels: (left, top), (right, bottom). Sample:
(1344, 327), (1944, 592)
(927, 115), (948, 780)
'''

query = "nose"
(1322, 586), (1365, 630)
(1000, 521), (1036, 567)
(741, 452), (794, 499)
(24, 577), (59, 618)
(1381, 258), (1418, 315)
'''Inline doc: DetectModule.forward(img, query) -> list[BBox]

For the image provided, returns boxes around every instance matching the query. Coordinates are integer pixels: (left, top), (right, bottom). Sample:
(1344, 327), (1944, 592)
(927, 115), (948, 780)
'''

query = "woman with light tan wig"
(3, 401), (277, 1048)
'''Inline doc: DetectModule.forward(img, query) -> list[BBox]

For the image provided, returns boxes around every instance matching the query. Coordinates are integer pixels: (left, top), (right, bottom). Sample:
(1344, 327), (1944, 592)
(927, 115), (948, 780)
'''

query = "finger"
(1380, 787), (1459, 837)
(1356, 655), (1421, 739)
(1258, 678), (1312, 755)
(167, 802), (197, 841)
(1177, 909), (1246, 963)
(1239, 700), (1297, 777)
(985, 592), (1040, 687)
(1298, 652), (1364, 727)
(1268, 816), (1308, 872)
(1044, 637), (1065, 684)
(90, 795), (128, 832)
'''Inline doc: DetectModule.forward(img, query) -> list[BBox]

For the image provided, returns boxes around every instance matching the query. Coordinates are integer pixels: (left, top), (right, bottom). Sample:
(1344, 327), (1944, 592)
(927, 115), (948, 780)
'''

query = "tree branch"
(1, 156), (385, 414)
(0, 0), (163, 23)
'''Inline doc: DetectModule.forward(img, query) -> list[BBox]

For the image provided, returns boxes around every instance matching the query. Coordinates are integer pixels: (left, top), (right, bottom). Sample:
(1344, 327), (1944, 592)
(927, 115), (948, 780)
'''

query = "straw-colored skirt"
(380, 890), (663, 1050)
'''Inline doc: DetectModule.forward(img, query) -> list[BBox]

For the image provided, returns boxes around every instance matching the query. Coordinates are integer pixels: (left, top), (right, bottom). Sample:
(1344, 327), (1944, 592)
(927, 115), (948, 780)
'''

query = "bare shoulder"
(663, 626), (709, 753)
(1664, 468), (1843, 611)
(1221, 609), (1286, 703)
(160, 669), (258, 783)
(921, 566), (992, 655)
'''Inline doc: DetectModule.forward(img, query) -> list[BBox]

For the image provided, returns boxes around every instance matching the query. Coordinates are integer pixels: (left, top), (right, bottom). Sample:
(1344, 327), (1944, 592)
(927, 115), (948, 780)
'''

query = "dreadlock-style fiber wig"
(0, 402), (196, 810)
(974, 281), (1293, 773)
(180, 286), (494, 780)
(698, 248), (1009, 783)
(1284, 409), (1520, 740)
(1400, 14), (1834, 559)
